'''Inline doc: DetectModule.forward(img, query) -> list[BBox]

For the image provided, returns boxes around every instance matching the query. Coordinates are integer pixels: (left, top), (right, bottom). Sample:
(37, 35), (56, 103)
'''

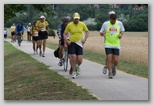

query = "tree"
(4, 4), (26, 23)
(4, 4), (55, 24)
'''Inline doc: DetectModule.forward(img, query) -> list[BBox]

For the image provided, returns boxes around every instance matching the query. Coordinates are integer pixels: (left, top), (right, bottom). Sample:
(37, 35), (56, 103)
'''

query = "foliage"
(48, 29), (56, 37)
(4, 4), (148, 32)
(4, 4), (26, 23)
(4, 4), (55, 24)
(123, 14), (148, 31)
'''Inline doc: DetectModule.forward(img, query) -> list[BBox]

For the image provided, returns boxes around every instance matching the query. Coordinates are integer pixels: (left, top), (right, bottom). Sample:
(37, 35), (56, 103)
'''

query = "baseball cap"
(40, 15), (45, 19)
(73, 13), (80, 19)
(109, 11), (116, 15)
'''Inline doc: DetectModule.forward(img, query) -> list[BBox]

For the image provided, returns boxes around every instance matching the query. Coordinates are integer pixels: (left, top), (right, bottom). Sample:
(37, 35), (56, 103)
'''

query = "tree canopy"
(4, 4), (148, 32)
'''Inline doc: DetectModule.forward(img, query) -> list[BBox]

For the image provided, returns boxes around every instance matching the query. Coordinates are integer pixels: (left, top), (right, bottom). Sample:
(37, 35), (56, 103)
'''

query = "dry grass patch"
(47, 31), (148, 66)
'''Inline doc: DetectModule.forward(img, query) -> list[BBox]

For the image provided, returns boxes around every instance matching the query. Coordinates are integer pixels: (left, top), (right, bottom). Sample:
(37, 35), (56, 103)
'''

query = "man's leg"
(70, 54), (77, 78)
(106, 54), (114, 78)
(58, 44), (64, 66)
(59, 44), (63, 59)
(76, 55), (83, 75)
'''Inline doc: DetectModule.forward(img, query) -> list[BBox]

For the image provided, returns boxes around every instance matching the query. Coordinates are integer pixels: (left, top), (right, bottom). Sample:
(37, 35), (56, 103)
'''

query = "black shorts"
(32, 36), (38, 41)
(68, 42), (83, 55)
(105, 48), (120, 56)
(27, 31), (31, 36)
(38, 31), (48, 40)
(11, 31), (15, 36)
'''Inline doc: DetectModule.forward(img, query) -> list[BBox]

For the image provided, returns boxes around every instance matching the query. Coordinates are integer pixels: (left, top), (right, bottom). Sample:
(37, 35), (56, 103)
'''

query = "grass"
(47, 43), (148, 78)
(4, 41), (98, 100)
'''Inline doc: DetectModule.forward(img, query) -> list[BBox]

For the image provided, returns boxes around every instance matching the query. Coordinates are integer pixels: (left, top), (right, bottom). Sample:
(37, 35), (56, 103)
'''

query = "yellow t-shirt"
(10, 26), (16, 32)
(64, 21), (88, 42)
(36, 21), (49, 31)
(30, 26), (38, 33)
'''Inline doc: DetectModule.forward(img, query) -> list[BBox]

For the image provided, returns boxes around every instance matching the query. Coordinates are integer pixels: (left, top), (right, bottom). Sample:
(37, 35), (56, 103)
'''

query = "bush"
(48, 29), (56, 37)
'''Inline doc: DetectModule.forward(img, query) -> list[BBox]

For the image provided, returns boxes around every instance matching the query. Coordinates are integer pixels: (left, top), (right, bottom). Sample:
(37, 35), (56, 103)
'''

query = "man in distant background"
(27, 23), (32, 42)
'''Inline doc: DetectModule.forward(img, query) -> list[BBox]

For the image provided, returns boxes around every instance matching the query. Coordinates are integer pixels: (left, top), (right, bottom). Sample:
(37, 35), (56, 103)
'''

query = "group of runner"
(8, 10), (125, 79)
(56, 11), (125, 79)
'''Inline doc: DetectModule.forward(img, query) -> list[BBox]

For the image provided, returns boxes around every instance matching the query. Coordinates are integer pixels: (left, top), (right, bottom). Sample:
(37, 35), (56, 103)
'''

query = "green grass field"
(4, 41), (98, 100)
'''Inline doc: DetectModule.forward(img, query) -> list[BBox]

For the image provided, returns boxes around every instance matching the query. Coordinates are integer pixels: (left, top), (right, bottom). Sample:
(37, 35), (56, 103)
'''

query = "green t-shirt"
(105, 21), (120, 46)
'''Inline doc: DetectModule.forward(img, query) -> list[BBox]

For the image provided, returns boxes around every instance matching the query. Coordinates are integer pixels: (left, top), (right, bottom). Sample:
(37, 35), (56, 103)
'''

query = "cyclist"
(100, 14), (125, 79)
(10, 23), (16, 42)
(15, 22), (25, 41)
(63, 12), (89, 79)
(57, 16), (71, 66)
(26, 23), (32, 42)
(36, 15), (49, 57)
(100, 11), (116, 75)
(31, 21), (39, 55)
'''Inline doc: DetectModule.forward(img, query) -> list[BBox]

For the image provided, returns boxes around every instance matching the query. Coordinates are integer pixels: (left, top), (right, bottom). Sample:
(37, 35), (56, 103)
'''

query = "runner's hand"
(81, 39), (86, 45)
(67, 40), (71, 45)
(118, 34), (123, 39)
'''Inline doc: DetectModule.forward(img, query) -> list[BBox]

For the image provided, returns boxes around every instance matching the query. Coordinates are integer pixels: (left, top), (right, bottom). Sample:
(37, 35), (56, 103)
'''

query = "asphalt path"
(4, 39), (148, 100)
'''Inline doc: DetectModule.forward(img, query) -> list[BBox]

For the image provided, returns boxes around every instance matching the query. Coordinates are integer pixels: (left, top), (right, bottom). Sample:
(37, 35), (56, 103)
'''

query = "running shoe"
(112, 66), (116, 76)
(102, 66), (107, 74)
(108, 72), (113, 79)
(42, 52), (45, 57)
(58, 59), (63, 66)
(76, 66), (81, 75)
(72, 72), (77, 79)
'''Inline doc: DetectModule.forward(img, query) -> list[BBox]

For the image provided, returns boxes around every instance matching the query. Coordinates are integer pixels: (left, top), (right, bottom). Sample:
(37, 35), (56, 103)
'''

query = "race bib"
(109, 27), (117, 35)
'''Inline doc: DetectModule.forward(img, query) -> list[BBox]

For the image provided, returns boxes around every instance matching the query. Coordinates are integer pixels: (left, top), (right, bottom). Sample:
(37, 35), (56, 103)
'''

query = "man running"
(63, 12), (89, 79)
(100, 11), (116, 75)
(100, 14), (125, 79)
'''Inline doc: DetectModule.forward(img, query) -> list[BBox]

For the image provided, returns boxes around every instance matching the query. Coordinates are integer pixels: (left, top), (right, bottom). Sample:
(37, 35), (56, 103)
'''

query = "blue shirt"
(15, 24), (25, 33)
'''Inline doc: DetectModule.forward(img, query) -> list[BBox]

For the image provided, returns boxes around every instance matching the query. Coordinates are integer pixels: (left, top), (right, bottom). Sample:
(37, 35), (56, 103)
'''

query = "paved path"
(5, 39), (148, 100)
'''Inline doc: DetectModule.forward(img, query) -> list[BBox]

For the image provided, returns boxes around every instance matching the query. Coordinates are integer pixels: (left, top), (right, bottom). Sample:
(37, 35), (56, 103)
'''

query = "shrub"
(48, 29), (56, 37)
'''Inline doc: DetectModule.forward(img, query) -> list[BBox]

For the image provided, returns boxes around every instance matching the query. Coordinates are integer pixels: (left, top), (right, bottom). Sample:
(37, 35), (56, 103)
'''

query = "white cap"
(29, 23), (31, 25)
(109, 11), (115, 15)
(40, 15), (45, 19)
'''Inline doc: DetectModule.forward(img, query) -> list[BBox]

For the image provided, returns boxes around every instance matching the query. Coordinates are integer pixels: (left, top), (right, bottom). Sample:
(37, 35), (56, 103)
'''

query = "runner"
(63, 12), (89, 79)
(100, 14), (125, 79)
(100, 10), (116, 75)
(36, 15), (49, 57)
(10, 23), (16, 42)
(31, 21), (39, 55)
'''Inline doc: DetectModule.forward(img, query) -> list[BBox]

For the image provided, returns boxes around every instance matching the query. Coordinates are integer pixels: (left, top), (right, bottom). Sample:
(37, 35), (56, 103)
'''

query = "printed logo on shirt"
(109, 27), (117, 35)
